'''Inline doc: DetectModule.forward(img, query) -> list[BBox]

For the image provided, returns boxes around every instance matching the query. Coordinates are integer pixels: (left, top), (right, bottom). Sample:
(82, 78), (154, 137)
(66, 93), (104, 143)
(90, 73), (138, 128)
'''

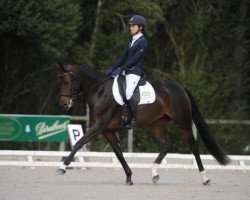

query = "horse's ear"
(52, 63), (66, 73)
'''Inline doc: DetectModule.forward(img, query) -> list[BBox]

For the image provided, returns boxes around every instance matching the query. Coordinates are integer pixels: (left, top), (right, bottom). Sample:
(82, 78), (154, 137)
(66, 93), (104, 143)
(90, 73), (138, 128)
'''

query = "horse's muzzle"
(60, 98), (74, 110)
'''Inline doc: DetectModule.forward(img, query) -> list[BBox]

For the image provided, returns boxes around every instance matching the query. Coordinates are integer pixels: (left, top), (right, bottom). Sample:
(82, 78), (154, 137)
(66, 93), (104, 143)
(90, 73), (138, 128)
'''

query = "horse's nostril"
(60, 102), (67, 108)
(63, 104), (68, 108)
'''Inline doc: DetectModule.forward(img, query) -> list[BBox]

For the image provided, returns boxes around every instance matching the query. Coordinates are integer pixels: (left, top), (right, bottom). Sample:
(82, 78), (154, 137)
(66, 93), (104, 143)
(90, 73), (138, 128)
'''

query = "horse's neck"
(85, 79), (112, 107)
(83, 76), (99, 88)
(79, 71), (102, 90)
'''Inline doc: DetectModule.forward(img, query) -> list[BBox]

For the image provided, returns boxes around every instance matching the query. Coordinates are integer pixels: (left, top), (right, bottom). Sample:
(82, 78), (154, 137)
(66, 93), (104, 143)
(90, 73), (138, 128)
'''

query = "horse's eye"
(62, 80), (69, 85)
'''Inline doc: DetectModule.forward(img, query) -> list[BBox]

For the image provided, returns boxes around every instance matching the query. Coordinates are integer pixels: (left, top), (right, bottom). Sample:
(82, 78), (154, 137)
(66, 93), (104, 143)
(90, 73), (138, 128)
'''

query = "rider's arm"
(111, 45), (128, 70)
(121, 39), (148, 70)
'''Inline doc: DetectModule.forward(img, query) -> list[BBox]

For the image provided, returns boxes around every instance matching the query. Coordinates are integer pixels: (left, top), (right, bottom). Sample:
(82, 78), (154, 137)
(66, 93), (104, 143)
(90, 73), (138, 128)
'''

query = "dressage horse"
(53, 63), (230, 186)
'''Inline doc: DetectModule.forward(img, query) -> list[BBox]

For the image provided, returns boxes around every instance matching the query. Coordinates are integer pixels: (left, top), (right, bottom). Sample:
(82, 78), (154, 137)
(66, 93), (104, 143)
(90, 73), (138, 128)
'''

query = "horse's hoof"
(56, 168), (66, 175)
(152, 175), (160, 184)
(203, 179), (211, 186)
(126, 179), (133, 186)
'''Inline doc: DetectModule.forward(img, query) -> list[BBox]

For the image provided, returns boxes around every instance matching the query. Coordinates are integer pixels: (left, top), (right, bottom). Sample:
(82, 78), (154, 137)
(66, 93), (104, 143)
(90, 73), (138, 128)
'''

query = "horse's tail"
(184, 88), (231, 165)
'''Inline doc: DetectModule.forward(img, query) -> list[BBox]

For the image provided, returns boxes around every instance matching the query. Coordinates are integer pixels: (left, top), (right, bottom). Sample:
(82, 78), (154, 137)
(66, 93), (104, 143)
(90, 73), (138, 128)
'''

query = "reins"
(73, 75), (112, 99)
(58, 70), (112, 100)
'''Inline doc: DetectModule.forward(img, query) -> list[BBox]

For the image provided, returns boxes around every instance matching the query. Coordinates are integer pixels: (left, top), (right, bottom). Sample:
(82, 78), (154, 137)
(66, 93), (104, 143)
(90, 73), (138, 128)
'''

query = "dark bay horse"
(53, 63), (230, 186)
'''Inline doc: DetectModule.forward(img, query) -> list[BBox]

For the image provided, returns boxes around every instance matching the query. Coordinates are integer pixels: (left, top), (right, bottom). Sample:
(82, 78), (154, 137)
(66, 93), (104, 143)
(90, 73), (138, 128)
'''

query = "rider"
(107, 15), (148, 129)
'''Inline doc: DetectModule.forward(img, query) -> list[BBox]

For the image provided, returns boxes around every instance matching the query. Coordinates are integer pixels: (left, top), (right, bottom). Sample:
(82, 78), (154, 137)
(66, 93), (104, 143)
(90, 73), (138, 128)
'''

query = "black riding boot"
(127, 97), (137, 129)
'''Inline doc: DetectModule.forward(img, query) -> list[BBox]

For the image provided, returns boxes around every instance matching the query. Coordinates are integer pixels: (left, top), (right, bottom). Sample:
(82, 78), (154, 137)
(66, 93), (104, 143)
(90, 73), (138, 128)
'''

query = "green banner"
(0, 115), (70, 142)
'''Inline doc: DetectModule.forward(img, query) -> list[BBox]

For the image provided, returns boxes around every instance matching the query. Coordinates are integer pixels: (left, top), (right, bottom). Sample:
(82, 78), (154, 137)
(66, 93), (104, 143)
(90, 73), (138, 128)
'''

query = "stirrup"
(130, 120), (137, 130)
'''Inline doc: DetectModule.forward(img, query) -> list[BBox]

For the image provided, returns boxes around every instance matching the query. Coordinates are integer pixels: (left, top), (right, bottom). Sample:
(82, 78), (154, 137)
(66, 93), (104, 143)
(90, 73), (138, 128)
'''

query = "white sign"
(67, 124), (84, 147)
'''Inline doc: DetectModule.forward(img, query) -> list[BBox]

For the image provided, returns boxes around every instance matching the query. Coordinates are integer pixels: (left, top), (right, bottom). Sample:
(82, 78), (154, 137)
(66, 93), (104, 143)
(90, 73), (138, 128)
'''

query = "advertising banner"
(0, 114), (70, 142)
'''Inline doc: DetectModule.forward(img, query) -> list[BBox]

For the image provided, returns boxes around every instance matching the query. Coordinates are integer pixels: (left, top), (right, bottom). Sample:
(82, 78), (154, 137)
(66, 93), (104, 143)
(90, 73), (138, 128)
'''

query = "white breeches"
(125, 74), (141, 100)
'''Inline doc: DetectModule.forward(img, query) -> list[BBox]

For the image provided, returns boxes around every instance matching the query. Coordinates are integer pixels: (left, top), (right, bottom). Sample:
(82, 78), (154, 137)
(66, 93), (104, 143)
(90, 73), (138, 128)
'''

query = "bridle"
(57, 71), (111, 100)
(57, 71), (81, 100)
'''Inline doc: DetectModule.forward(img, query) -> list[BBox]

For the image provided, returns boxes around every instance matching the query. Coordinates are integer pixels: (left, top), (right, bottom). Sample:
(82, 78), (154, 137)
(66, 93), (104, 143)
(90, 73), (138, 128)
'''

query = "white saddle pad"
(112, 76), (156, 106)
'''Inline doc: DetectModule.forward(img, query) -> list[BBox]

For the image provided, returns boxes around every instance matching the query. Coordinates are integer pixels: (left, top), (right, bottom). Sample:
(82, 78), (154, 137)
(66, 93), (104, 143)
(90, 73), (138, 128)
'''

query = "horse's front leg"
(103, 131), (133, 185)
(57, 123), (103, 175)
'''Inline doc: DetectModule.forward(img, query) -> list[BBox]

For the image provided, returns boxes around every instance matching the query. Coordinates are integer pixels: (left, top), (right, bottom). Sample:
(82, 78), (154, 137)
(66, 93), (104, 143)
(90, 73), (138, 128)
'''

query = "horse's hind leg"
(180, 126), (210, 185)
(103, 131), (133, 186)
(148, 123), (171, 183)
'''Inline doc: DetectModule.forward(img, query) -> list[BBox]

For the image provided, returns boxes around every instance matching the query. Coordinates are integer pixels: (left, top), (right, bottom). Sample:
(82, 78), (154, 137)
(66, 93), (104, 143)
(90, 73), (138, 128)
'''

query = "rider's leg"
(125, 74), (140, 129)
(126, 96), (137, 129)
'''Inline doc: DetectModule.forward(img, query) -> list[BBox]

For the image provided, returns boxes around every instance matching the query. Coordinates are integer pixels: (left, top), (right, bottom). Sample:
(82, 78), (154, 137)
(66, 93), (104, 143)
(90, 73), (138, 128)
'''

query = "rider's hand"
(111, 67), (123, 76)
(106, 68), (113, 76)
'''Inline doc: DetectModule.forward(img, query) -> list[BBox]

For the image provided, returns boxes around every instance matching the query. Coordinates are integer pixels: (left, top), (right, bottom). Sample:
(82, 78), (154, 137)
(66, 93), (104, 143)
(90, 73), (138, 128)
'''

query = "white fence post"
(128, 129), (133, 152)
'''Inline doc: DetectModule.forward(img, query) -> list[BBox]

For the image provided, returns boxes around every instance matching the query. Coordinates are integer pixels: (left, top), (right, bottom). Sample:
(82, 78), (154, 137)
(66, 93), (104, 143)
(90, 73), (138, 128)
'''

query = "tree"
(149, 0), (249, 119)
(0, 0), (82, 114)
(75, 0), (164, 68)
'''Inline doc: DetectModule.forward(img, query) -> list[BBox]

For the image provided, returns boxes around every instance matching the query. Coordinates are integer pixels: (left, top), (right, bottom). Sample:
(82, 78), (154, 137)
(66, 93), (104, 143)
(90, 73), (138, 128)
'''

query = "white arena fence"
(0, 150), (249, 171)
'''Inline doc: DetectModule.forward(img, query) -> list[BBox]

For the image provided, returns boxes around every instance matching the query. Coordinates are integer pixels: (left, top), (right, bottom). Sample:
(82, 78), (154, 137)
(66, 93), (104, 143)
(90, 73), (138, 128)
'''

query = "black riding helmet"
(128, 15), (146, 26)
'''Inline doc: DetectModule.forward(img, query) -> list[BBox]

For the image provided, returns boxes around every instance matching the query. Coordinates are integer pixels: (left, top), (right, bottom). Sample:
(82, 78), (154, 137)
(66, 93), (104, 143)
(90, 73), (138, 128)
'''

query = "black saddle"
(117, 72), (147, 105)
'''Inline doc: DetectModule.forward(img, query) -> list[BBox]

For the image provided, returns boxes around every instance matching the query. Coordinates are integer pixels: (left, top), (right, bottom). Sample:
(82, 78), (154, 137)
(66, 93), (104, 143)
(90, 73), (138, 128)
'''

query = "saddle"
(117, 72), (147, 105)
(113, 72), (155, 129)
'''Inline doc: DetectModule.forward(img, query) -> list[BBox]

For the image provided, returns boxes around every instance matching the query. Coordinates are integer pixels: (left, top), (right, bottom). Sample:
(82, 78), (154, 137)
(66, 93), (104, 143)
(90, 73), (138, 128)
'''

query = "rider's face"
(129, 24), (140, 35)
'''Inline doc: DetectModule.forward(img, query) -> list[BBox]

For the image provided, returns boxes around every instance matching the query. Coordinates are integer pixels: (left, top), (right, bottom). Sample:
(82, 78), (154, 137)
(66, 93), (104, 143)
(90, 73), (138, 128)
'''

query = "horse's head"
(52, 64), (82, 110)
